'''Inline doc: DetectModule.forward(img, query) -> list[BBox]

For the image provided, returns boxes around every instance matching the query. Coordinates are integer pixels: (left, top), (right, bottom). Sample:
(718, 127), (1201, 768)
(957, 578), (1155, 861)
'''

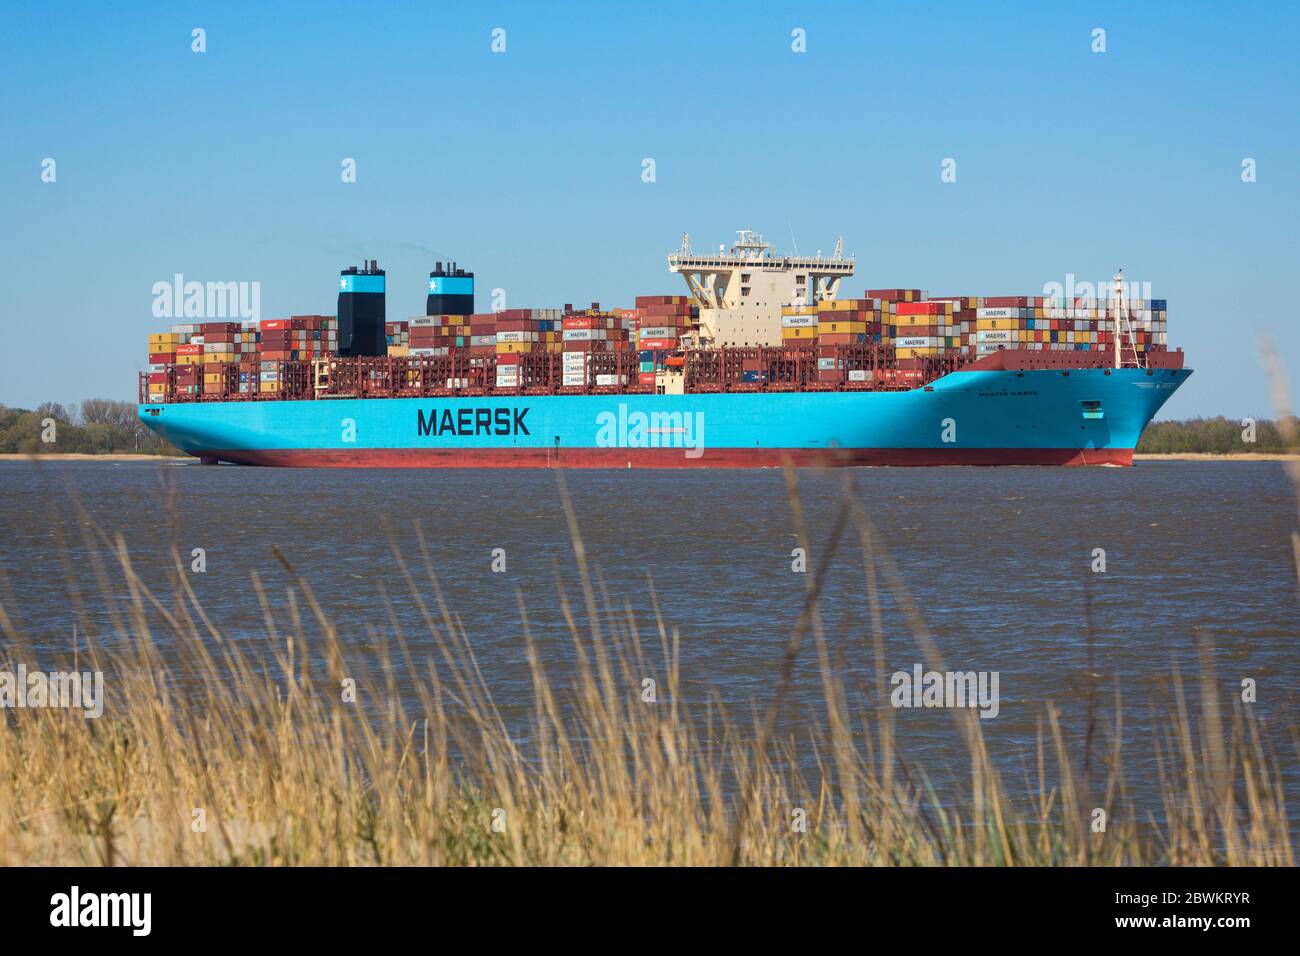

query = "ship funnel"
(337, 259), (387, 357)
(427, 258), (475, 316)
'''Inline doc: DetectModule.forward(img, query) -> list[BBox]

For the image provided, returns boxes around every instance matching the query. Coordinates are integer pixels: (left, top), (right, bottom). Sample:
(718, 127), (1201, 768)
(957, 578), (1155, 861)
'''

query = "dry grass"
(0, 464), (1293, 868)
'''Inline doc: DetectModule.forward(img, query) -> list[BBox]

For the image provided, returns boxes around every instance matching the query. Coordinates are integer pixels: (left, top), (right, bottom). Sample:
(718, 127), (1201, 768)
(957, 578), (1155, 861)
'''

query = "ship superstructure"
(668, 231), (854, 347)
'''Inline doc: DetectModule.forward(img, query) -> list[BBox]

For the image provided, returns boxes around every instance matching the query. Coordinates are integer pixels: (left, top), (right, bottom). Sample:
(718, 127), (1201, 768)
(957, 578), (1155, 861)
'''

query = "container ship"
(138, 232), (1189, 467)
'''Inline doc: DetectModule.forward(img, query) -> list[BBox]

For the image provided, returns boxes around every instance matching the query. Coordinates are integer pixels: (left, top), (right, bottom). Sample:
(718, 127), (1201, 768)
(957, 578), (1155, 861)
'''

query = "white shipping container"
(897, 336), (937, 348)
(562, 328), (596, 341)
(470, 335), (496, 346)
(562, 373), (586, 386)
(781, 315), (818, 328)
(976, 329), (1014, 343)
(595, 374), (620, 386)
(976, 308), (1021, 319)
(848, 369), (869, 382)
(495, 330), (530, 344)
(637, 326), (679, 338)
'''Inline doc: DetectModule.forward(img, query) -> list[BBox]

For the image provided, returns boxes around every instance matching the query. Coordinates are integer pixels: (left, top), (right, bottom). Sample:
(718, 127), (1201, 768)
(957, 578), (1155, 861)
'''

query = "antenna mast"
(1111, 269), (1145, 370)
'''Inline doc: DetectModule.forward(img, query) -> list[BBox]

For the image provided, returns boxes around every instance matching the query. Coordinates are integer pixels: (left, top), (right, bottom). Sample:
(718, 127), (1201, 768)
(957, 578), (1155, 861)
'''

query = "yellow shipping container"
(147, 383), (167, 395)
(817, 321), (868, 334)
(781, 304), (818, 316)
(203, 373), (223, 384)
(782, 327), (817, 340)
(819, 299), (872, 312)
(388, 345), (410, 357)
(176, 354), (204, 365)
(977, 317), (1022, 331)
(496, 341), (531, 354)
(149, 333), (179, 345)
(259, 381), (280, 393)
(897, 346), (942, 359)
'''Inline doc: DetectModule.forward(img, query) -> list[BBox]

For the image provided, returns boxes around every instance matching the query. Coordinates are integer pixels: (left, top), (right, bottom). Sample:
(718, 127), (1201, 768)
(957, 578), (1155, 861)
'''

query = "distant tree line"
(0, 400), (182, 455)
(1137, 416), (1296, 454)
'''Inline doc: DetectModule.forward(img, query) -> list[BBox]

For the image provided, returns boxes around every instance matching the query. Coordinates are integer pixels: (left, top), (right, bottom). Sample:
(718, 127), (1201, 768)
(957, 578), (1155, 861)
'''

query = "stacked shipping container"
(145, 316), (338, 400)
(562, 304), (635, 388)
(144, 285), (1170, 401)
(634, 295), (696, 385)
(777, 291), (1168, 362)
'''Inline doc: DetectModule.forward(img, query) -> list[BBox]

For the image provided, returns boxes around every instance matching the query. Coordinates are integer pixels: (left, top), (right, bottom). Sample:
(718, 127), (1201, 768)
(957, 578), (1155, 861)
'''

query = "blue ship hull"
(138, 366), (1190, 467)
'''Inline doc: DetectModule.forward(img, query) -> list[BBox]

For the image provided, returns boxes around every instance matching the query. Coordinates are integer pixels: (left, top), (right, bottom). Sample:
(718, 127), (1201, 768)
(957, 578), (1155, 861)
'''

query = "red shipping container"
(983, 296), (1028, 308)
(895, 302), (944, 316)
(148, 351), (174, 364)
(634, 295), (689, 308)
(201, 322), (240, 333)
(638, 372), (657, 386)
(147, 372), (169, 385)
(643, 302), (692, 317)
(638, 338), (676, 350)
(563, 316), (595, 330)
(176, 343), (203, 355)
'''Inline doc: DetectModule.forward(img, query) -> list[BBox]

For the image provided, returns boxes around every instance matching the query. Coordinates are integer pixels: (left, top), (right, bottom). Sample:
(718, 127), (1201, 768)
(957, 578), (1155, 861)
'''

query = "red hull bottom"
(198, 446), (1135, 468)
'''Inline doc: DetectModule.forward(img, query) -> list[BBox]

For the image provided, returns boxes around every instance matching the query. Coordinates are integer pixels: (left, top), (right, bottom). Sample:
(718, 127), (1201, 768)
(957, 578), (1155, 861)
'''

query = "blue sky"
(2, 1), (1297, 417)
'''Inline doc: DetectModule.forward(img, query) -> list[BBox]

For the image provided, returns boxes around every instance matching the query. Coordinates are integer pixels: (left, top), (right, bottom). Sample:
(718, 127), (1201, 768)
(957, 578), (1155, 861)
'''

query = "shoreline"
(0, 453), (183, 462)
(1134, 452), (1299, 461)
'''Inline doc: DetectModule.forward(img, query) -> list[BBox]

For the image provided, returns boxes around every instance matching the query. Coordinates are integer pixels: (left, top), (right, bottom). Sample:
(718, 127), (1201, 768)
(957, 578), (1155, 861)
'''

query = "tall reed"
(0, 469), (1293, 866)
